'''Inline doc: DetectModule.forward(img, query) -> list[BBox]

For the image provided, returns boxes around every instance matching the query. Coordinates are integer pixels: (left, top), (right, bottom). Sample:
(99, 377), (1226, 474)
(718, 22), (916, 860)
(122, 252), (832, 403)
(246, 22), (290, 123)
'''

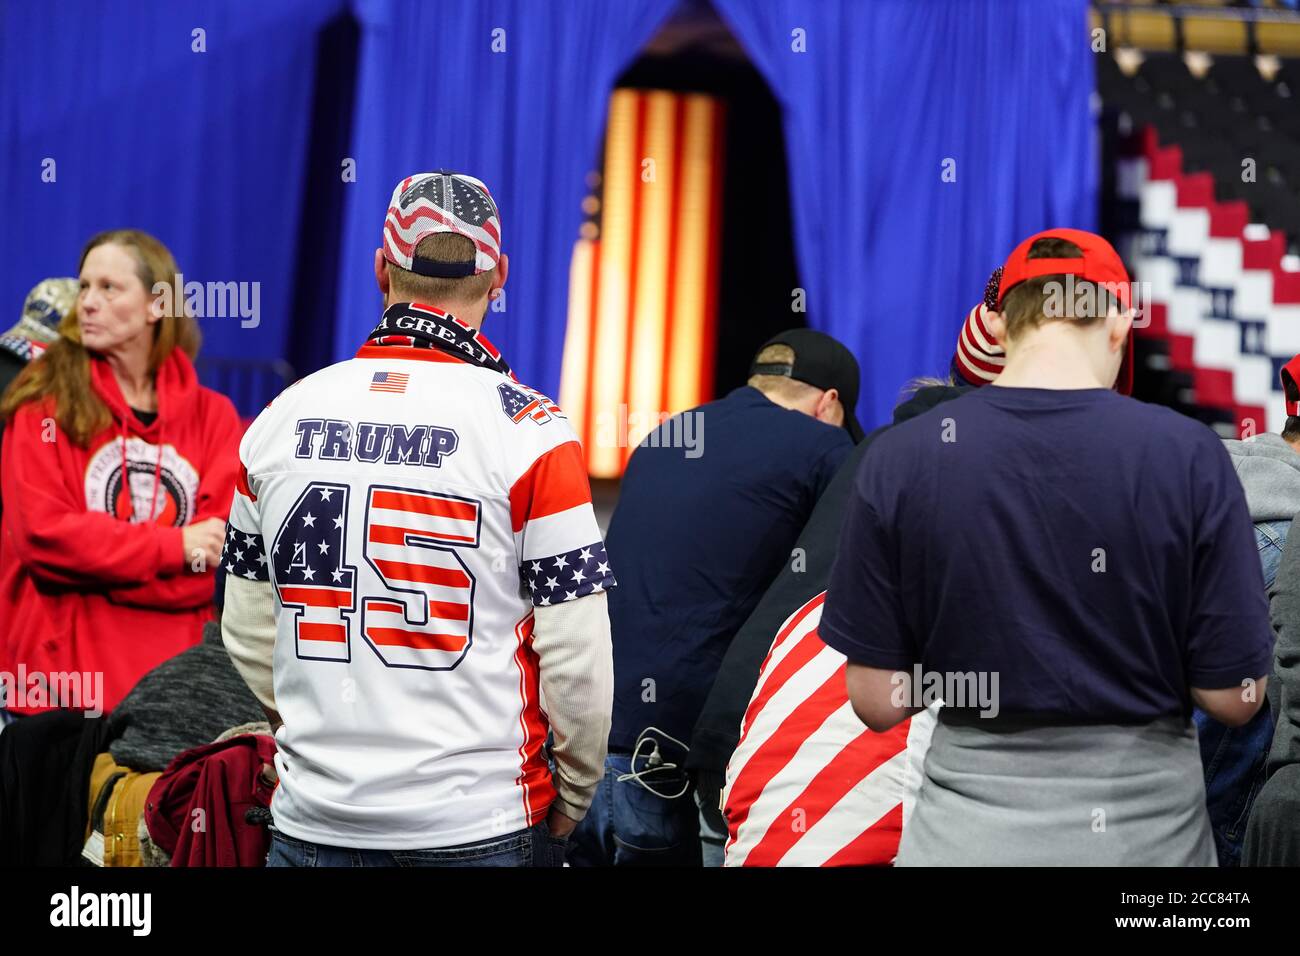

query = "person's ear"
(496, 253), (509, 291)
(1111, 307), (1134, 352)
(374, 249), (390, 299)
(984, 309), (1008, 346)
(144, 292), (164, 326)
(816, 387), (844, 426)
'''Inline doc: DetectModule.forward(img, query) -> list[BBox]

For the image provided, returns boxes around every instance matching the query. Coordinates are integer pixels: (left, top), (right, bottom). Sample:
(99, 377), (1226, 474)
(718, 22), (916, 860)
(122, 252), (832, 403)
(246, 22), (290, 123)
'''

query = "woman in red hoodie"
(0, 229), (241, 717)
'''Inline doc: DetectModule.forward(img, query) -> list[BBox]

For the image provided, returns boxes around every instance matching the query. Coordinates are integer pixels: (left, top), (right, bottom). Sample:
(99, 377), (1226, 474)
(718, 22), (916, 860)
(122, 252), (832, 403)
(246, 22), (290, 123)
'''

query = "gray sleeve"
(1267, 520), (1300, 774)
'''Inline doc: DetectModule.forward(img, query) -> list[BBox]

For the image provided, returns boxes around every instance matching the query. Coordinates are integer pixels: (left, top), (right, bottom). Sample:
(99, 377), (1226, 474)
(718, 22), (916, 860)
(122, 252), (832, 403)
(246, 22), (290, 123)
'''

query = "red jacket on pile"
(0, 348), (242, 713)
(145, 734), (278, 867)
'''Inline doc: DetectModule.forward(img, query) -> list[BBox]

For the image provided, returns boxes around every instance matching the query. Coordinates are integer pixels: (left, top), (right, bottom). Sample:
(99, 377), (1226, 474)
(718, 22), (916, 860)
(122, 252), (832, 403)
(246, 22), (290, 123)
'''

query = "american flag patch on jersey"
(498, 381), (559, 424)
(370, 371), (410, 394)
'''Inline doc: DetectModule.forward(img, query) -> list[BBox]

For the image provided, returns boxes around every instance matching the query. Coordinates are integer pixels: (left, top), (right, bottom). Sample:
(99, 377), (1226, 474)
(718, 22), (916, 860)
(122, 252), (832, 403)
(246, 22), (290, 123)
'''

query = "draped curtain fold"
(712, 0), (1097, 427)
(333, 0), (682, 400)
(0, 0), (346, 414)
(3, 0), (1096, 425)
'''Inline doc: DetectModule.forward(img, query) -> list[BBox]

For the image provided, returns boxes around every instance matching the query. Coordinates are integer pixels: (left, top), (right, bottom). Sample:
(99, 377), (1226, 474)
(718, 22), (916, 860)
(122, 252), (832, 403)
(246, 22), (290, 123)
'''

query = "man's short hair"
(748, 343), (823, 403)
(1283, 416), (1300, 444)
(387, 233), (497, 305)
(1000, 238), (1119, 341)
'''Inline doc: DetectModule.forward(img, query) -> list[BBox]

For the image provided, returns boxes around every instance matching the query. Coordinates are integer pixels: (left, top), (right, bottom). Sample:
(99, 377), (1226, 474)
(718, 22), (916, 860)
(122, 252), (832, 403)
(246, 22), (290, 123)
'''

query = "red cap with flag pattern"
(382, 171), (501, 278)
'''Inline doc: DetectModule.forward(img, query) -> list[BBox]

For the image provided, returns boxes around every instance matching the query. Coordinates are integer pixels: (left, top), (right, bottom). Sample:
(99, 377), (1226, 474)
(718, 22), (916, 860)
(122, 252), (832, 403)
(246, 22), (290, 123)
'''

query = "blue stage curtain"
(0, 0), (347, 415)
(712, 0), (1097, 428)
(333, 0), (680, 398)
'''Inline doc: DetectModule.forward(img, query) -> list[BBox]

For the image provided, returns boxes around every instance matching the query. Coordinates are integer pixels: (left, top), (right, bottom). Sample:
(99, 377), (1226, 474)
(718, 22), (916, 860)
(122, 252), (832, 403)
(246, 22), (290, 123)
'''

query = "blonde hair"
(1, 230), (200, 446)
(898, 374), (956, 401)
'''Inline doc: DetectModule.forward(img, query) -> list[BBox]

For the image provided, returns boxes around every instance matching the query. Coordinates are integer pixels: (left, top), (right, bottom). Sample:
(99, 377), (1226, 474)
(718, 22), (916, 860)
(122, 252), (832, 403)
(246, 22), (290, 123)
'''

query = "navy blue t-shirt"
(608, 386), (853, 750)
(820, 386), (1274, 722)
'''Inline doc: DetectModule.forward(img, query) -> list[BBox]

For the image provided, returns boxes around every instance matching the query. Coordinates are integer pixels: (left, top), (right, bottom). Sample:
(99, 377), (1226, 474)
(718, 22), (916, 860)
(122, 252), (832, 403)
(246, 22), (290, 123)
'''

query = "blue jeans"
(1195, 703), (1274, 867)
(568, 753), (701, 866)
(266, 821), (566, 867)
(695, 782), (727, 867)
(1256, 520), (1289, 588)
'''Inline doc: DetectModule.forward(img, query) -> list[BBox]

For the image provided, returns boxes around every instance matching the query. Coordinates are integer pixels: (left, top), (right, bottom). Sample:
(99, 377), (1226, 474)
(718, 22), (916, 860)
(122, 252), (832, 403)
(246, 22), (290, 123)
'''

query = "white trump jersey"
(221, 304), (614, 849)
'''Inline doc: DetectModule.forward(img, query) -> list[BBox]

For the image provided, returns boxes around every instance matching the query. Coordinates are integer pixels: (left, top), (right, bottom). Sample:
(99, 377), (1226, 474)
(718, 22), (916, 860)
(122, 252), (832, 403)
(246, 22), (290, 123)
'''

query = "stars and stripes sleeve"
(508, 438), (616, 607)
(221, 458), (278, 712)
(222, 463), (270, 582)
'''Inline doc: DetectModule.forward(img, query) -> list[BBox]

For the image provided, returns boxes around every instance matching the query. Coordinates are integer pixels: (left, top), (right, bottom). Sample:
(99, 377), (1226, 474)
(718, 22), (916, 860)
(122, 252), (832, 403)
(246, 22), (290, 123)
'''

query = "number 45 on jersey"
(272, 481), (482, 671)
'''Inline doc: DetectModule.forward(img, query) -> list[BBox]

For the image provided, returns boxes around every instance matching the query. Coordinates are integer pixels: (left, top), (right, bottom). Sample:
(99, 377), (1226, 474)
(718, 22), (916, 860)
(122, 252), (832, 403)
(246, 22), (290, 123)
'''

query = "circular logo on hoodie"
(84, 438), (199, 526)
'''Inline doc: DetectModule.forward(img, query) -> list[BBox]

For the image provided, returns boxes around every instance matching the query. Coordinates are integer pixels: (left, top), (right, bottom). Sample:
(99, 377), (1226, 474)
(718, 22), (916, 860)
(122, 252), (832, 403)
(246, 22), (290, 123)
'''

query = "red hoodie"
(0, 347), (242, 714)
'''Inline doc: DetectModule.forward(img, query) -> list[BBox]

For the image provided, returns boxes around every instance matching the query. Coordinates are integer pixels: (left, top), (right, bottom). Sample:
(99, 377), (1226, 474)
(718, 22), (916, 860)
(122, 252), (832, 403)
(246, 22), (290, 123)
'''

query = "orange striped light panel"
(561, 88), (724, 478)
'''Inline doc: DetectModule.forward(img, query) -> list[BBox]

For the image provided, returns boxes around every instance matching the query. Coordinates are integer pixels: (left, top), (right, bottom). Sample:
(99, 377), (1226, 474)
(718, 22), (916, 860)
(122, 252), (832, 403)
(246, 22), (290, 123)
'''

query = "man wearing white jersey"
(221, 171), (615, 866)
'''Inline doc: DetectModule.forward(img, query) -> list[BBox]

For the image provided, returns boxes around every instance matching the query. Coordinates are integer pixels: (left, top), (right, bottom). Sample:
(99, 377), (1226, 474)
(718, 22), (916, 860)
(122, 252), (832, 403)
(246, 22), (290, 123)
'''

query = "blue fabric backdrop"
(0, 0), (347, 415)
(713, 0), (1097, 427)
(332, 0), (681, 400)
(2, 0), (1097, 425)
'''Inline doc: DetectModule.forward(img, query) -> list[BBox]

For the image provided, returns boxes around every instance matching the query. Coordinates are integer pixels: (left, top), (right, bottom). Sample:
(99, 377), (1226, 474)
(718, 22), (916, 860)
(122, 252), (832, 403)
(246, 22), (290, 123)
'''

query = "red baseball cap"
(995, 227), (1134, 396)
(1281, 354), (1300, 416)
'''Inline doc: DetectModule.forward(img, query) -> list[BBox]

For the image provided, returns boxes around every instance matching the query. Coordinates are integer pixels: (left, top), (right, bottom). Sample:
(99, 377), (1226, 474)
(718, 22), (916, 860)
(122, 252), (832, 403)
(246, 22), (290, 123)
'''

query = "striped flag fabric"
(723, 592), (938, 867)
(954, 303), (1006, 385)
(362, 486), (481, 669)
(559, 88), (724, 478)
(370, 370), (410, 394)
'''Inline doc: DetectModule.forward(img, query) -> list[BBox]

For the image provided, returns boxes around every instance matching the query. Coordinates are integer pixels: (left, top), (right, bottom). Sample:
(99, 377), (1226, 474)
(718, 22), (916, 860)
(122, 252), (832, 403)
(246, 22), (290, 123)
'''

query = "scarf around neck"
(361, 302), (514, 378)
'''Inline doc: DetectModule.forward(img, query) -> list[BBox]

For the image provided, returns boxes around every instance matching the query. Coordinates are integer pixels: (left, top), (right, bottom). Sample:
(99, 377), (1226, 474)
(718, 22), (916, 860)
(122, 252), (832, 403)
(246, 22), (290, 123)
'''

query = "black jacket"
(686, 386), (969, 796)
(0, 710), (116, 865)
